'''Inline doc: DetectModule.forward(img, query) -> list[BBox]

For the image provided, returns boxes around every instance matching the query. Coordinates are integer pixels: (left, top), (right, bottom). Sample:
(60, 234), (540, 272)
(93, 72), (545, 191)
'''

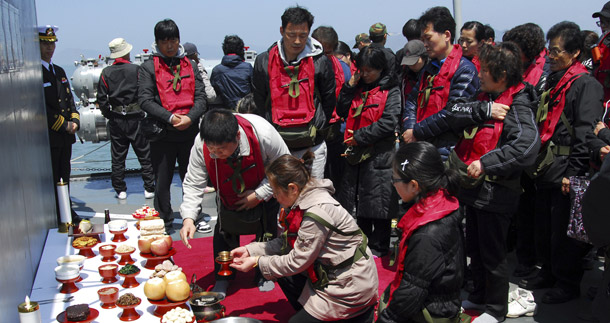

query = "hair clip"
(401, 159), (409, 171)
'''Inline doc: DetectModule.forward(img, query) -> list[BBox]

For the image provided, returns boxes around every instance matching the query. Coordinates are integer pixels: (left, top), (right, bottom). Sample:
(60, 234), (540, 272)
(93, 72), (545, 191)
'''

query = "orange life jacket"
(153, 56), (195, 115)
(278, 207), (320, 284)
(344, 86), (389, 142)
(268, 45), (316, 127)
(471, 56), (481, 72)
(522, 50), (546, 87)
(203, 115), (265, 209)
(594, 32), (610, 103)
(538, 62), (588, 146)
(453, 82), (525, 165)
(416, 45), (463, 122)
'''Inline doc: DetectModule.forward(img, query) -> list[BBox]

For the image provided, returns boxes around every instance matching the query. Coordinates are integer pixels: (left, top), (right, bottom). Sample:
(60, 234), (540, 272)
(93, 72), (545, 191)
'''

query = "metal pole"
(453, 0), (462, 44)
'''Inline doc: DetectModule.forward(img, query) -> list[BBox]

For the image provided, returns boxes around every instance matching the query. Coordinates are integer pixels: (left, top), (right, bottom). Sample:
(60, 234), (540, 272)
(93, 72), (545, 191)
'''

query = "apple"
(150, 239), (170, 256)
(160, 235), (173, 249)
(163, 270), (187, 285)
(143, 277), (166, 300)
(165, 279), (190, 302)
(138, 237), (154, 254)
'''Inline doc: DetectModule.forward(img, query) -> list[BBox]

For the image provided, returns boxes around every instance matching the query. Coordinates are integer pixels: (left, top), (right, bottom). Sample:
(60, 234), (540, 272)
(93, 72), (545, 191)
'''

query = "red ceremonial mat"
(172, 235), (397, 322)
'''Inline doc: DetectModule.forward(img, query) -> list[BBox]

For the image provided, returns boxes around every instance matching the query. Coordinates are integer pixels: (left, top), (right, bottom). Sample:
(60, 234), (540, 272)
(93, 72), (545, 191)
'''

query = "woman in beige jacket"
(231, 152), (378, 322)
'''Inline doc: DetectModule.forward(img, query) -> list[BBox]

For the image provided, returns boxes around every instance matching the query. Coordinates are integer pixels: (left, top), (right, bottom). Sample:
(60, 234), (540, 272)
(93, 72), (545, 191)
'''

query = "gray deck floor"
(69, 172), (606, 322)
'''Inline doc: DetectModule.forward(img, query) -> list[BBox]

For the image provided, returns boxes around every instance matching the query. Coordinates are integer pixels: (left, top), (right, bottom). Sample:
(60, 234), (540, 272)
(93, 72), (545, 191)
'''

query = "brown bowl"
(98, 264), (119, 283)
(98, 286), (119, 309)
(99, 244), (116, 261)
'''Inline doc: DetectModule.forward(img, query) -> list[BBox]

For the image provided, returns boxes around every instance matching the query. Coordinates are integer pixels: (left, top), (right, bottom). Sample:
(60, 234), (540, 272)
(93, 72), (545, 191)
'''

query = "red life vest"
(453, 83), (525, 165)
(153, 56), (195, 115)
(416, 45), (463, 122)
(523, 50), (546, 86)
(388, 190), (459, 303)
(344, 86), (389, 142)
(471, 56), (481, 72)
(268, 45), (316, 127)
(538, 61), (588, 146)
(328, 55), (345, 123)
(278, 207), (322, 284)
(203, 115), (265, 209)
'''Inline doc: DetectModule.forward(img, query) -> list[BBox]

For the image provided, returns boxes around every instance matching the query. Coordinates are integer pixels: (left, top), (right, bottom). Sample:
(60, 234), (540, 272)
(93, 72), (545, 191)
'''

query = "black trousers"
(51, 143), (79, 223)
(515, 175), (537, 267)
(535, 187), (592, 292)
(465, 205), (511, 318)
(149, 135), (195, 226)
(213, 199), (279, 281)
(278, 274), (375, 323)
(323, 122), (345, 193)
(108, 117), (155, 193)
(357, 217), (391, 255)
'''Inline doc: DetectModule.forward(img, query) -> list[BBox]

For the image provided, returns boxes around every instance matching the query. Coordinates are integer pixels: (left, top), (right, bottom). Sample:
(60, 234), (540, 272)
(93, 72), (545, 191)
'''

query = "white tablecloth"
(31, 223), (180, 322)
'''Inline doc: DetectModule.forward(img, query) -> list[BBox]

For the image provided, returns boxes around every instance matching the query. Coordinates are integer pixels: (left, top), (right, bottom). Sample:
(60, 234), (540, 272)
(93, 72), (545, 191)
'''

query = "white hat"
(38, 25), (59, 42)
(108, 38), (133, 59)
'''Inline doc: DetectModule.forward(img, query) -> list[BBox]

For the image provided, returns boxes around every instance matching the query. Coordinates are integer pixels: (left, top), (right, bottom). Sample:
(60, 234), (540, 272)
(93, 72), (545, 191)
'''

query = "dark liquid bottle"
(104, 209), (111, 224)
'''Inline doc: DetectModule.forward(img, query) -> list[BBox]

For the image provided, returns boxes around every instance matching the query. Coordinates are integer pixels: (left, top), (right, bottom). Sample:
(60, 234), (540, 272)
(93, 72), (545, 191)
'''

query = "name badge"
(43, 82), (52, 87)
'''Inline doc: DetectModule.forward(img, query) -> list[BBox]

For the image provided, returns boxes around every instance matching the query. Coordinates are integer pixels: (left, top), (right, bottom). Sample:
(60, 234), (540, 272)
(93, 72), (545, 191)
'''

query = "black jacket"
(377, 210), (465, 323)
(210, 54), (253, 109)
(252, 41), (336, 136)
(335, 74), (400, 220)
(138, 51), (206, 141)
(42, 64), (79, 147)
(97, 61), (142, 119)
(537, 69), (604, 187)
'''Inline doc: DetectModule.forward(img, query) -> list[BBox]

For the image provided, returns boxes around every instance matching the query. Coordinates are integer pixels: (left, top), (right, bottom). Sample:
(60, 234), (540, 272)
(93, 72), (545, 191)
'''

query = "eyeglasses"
(391, 177), (408, 184)
(548, 48), (567, 57)
(597, 20), (610, 27)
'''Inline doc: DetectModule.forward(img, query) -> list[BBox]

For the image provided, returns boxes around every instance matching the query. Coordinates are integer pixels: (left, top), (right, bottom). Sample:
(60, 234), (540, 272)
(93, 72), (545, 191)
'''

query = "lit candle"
(57, 178), (72, 233)
(18, 295), (41, 323)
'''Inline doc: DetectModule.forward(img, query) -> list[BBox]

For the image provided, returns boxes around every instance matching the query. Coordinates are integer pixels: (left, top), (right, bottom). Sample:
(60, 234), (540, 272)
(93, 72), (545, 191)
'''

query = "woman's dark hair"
(502, 23), (546, 63)
(581, 30), (599, 63)
(154, 19), (180, 41)
(334, 41), (353, 58)
(355, 46), (387, 72)
(222, 35), (245, 59)
(547, 21), (583, 57)
(312, 26), (338, 51)
(236, 93), (257, 114)
(393, 142), (460, 201)
(461, 21), (486, 42)
(419, 6), (456, 43)
(478, 42), (523, 88)
(200, 109), (239, 144)
(403, 19), (421, 41)
(266, 151), (314, 192)
(281, 6), (314, 30)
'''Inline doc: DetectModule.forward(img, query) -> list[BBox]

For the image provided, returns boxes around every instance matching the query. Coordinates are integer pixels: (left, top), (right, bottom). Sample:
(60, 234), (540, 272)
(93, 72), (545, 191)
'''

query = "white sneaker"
(144, 190), (155, 199)
(116, 191), (127, 200)
(507, 288), (537, 318)
(472, 312), (503, 323)
(204, 187), (216, 193)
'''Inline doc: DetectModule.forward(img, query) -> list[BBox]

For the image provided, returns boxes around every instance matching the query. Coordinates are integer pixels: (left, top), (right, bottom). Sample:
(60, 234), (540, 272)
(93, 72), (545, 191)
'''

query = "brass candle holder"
(215, 251), (233, 276)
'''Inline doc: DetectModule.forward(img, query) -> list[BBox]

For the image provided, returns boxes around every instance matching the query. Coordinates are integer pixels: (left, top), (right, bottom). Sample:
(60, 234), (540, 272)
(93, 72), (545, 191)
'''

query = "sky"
(35, 0), (604, 67)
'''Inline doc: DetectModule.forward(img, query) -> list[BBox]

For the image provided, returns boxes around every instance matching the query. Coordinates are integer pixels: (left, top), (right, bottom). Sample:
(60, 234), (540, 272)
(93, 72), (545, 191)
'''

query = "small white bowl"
(55, 265), (80, 280)
(56, 255), (86, 268)
(108, 220), (127, 231)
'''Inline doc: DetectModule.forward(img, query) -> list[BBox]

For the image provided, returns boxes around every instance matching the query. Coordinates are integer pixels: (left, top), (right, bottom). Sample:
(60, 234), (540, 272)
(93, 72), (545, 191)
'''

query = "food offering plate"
(117, 297), (142, 321)
(73, 243), (97, 259)
(118, 271), (140, 288)
(159, 315), (196, 323)
(140, 248), (177, 269)
(115, 248), (136, 265)
(109, 228), (128, 242)
(56, 277), (80, 294)
(148, 295), (191, 318)
(56, 308), (99, 323)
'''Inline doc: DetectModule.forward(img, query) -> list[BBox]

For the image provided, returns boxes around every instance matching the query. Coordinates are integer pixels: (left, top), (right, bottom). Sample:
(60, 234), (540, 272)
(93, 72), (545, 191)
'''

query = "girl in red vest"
(377, 141), (463, 322)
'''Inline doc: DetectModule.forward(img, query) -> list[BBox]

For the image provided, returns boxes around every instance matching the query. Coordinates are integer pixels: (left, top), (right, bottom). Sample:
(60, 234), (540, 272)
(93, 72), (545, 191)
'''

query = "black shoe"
(371, 249), (388, 258)
(541, 287), (579, 304)
(518, 275), (555, 289)
(513, 264), (537, 278)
